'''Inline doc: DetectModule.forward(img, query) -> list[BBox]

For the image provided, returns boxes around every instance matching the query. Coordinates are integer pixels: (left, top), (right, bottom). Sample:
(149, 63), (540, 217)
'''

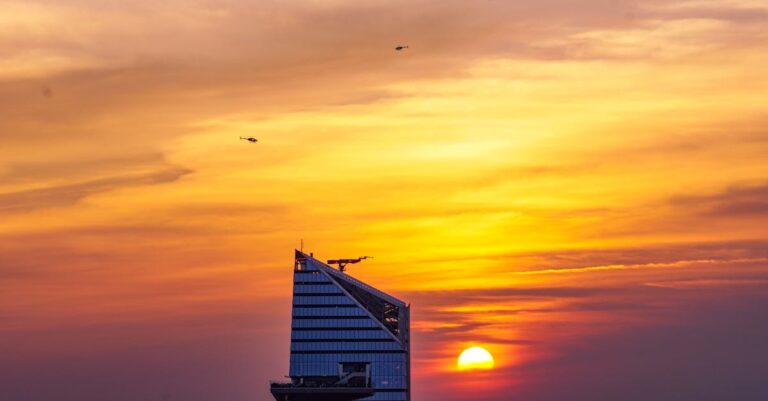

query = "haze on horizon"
(1, 1), (768, 400)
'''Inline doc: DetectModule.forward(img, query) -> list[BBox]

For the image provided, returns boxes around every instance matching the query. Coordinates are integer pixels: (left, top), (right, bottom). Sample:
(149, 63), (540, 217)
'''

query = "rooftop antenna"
(327, 256), (373, 273)
(300, 239), (304, 252)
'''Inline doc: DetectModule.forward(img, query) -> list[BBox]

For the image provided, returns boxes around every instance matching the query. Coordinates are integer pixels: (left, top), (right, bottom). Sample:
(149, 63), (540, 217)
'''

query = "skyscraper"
(270, 250), (411, 401)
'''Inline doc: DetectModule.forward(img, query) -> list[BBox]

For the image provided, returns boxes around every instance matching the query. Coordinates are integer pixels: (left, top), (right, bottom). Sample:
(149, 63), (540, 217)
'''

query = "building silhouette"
(270, 250), (411, 401)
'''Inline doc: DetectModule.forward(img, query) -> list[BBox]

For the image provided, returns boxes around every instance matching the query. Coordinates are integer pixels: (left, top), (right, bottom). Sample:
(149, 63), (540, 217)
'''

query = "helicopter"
(395, 45), (409, 51)
(240, 136), (258, 143)
(327, 256), (373, 272)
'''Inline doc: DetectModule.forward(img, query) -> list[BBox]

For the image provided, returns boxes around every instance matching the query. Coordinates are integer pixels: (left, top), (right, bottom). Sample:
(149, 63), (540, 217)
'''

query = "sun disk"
(457, 346), (495, 371)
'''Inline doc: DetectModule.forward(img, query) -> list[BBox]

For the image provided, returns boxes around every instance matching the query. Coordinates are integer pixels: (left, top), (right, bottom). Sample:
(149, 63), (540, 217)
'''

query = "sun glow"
(457, 346), (495, 371)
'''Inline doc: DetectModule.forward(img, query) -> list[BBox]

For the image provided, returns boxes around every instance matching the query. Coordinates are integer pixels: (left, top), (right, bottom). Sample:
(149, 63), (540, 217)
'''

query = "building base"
(270, 384), (375, 401)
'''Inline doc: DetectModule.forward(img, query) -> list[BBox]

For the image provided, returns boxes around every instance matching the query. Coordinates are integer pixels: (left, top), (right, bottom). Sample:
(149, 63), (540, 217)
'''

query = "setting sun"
(457, 346), (495, 371)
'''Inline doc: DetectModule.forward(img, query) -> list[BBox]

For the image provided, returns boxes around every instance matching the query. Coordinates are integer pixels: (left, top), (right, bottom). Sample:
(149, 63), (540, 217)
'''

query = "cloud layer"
(1, 1), (767, 400)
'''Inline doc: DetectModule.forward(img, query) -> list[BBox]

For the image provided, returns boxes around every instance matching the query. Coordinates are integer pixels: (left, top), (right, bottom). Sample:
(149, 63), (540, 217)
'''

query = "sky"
(1, 0), (768, 400)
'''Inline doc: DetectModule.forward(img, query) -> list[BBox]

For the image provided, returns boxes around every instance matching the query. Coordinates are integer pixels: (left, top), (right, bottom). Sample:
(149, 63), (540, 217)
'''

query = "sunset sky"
(2, 1), (768, 400)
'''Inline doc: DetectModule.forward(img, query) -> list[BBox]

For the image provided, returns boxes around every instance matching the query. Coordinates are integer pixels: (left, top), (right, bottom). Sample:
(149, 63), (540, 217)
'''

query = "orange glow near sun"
(457, 346), (495, 371)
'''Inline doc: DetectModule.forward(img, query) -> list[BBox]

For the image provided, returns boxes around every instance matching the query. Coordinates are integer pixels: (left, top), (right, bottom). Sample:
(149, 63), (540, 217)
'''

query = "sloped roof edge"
(296, 250), (407, 307)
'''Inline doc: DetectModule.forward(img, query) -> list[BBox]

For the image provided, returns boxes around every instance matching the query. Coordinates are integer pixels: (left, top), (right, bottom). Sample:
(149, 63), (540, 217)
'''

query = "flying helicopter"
(240, 136), (258, 143)
(395, 45), (409, 51)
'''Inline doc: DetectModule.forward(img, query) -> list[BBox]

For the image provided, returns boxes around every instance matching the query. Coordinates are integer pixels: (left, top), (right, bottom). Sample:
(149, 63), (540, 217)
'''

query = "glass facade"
(285, 251), (410, 401)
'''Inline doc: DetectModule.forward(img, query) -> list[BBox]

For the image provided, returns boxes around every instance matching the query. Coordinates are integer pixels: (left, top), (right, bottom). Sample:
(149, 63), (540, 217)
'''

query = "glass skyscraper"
(270, 250), (411, 401)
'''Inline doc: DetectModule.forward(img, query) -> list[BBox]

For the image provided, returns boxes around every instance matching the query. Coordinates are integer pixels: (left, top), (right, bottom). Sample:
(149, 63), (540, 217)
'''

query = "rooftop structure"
(270, 250), (411, 401)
